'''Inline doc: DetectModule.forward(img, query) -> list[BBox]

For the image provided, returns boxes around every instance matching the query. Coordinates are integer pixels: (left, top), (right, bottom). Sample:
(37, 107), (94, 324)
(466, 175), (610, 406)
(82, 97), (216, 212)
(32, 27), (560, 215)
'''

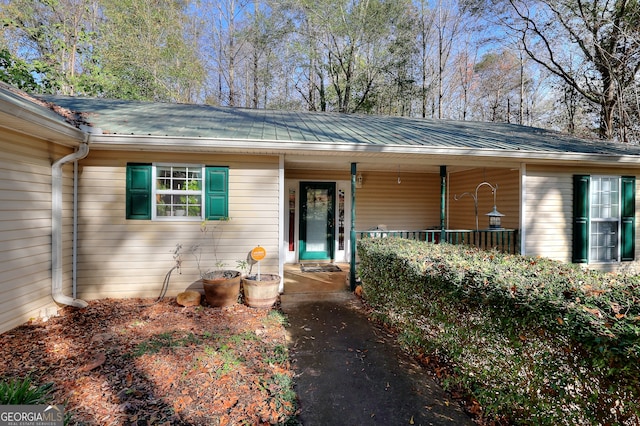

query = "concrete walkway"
(281, 264), (474, 425)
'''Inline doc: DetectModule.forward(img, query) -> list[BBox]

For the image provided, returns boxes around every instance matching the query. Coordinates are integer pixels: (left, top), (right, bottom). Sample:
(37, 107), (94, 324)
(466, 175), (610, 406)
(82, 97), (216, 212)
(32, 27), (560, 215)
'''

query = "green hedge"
(357, 238), (640, 425)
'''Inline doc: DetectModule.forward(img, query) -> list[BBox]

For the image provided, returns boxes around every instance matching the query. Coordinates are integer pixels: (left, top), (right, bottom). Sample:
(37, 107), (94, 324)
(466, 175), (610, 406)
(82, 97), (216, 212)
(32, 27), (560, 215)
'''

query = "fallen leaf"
(0, 298), (297, 425)
(79, 352), (106, 372)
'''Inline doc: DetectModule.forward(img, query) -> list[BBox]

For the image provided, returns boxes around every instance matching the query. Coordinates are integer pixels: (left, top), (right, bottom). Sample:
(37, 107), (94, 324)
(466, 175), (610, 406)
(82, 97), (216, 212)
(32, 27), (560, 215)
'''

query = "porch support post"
(440, 165), (447, 241)
(350, 162), (357, 291)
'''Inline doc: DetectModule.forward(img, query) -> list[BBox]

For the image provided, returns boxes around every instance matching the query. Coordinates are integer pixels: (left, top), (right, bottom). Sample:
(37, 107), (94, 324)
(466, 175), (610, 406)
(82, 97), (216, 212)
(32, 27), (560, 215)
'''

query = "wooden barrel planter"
(242, 274), (281, 308)
(201, 270), (241, 307)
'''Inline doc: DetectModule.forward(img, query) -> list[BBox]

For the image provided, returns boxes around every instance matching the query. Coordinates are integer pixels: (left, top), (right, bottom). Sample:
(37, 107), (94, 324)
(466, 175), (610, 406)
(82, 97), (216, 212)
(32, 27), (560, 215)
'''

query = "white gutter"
(85, 134), (640, 166)
(52, 140), (90, 308)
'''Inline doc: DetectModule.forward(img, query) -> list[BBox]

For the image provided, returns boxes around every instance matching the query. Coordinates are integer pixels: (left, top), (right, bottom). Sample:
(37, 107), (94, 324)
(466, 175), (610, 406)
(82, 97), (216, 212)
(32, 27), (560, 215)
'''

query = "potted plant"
(201, 268), (241, 307)
(241, 247), (281, 308)
(193, 219), (242, 307)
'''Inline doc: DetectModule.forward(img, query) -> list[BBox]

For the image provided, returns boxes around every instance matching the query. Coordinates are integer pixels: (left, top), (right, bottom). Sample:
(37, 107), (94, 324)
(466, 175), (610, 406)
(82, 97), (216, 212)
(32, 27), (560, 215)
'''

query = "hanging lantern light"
(486, 205), (505, 229)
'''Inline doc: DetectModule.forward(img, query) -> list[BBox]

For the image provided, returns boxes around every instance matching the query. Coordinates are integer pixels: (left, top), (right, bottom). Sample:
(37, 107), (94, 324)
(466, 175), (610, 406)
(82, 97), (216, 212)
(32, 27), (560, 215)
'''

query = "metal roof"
(36, 95), (640, 162)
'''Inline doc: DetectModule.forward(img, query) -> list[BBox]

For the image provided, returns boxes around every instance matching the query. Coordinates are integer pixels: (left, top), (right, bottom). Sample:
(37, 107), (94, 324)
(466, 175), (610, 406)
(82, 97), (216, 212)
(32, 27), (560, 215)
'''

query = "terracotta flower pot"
(202, 270), (241, 307)
(242, 274), (281, 308)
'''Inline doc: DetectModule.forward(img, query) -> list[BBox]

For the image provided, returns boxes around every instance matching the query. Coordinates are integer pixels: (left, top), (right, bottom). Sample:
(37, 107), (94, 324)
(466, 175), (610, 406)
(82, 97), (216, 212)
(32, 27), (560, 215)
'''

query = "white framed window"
(153, 164), (204, 220)
(589, 176), (620, 262)
(573, 174), (635, 264)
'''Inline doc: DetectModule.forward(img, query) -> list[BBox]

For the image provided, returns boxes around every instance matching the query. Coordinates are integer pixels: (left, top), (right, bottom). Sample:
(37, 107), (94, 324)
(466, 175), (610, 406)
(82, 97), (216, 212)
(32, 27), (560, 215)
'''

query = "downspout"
(52, 140), (89, 308)
(73, 159), (79, 298)
(278, 155), (285, 292)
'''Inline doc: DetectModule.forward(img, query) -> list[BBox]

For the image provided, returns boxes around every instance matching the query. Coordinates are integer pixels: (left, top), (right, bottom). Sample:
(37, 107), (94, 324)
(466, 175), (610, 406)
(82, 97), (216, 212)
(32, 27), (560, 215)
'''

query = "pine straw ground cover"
(0, 298), (298, 425)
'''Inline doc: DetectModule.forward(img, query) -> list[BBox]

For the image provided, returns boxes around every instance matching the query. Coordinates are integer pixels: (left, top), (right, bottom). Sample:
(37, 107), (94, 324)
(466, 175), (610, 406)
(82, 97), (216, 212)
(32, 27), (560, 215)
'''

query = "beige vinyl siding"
(0, 130), (75, 333)
(448, 168), (520, 230)
(287, 168), (443, 231)
(524, 165), (640, 271)
(523, 171), (572, 263)
(355, 172), (441, 230)
(76, 152), (280, 299)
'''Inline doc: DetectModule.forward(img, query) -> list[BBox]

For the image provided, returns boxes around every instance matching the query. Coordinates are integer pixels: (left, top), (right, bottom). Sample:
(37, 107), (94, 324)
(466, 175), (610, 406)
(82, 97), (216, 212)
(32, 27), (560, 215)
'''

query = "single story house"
(2, 81), (640, 333)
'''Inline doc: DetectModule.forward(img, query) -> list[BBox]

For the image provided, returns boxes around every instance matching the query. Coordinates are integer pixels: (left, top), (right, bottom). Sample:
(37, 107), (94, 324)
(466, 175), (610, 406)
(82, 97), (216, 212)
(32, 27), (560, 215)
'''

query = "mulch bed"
(0, 298), (297, 425)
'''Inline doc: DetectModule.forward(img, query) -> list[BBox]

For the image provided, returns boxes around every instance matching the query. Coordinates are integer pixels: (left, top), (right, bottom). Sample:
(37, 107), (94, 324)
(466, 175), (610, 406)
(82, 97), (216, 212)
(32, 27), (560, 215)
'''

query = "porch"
(280, 227), (518, 302)
(285, 164), (521, 265)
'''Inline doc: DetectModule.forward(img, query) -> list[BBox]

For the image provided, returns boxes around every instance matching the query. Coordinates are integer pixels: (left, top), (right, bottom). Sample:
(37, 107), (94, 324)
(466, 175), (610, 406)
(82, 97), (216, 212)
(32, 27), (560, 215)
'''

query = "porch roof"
(27, 94), (640, 171)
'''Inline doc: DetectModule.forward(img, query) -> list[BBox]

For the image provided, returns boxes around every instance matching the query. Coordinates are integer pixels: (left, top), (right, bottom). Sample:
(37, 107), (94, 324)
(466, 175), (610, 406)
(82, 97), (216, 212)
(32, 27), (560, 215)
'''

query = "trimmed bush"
(357, 238), (640, 425)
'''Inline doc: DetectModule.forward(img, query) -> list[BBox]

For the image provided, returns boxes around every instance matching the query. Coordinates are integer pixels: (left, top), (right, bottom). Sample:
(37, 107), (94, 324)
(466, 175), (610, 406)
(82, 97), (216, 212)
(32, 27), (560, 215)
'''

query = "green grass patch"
(263, 310), (288, 327)
(263, 344), (289, 365)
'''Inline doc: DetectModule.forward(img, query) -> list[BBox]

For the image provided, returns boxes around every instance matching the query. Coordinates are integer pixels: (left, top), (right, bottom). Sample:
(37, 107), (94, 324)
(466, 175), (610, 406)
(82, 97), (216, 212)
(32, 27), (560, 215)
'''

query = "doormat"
(300, 263), (342, 273)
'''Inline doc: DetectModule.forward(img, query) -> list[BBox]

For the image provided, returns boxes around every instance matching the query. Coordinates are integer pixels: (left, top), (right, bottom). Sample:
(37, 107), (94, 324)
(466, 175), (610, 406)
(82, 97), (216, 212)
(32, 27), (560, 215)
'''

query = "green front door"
(299, 182), (335, 260)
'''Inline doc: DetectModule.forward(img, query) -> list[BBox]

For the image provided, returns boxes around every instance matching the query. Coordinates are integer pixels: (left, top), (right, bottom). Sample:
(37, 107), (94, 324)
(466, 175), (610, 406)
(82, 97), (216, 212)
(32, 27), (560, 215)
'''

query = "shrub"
(357, 238), (640, 425)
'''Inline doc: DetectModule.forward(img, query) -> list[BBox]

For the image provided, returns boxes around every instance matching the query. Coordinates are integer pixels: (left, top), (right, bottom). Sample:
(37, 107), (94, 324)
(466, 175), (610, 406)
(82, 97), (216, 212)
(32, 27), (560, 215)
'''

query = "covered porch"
(283, 153), (522, 288)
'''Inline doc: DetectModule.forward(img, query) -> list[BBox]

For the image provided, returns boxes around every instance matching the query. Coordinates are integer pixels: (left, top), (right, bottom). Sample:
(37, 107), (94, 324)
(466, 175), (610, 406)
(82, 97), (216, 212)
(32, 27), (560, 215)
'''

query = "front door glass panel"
(299, 182), (335, 260)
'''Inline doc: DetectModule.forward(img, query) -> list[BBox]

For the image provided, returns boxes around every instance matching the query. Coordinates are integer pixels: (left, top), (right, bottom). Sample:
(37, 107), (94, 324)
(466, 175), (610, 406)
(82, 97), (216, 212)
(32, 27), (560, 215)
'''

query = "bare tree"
(470, 50), (521, 121)
(468, 0), (640, 140)
(434, 0), (467, 119)
(415, 0), (437, 118)
(450, 45), (478, 120)
(288, 0), (415, 113)
(200, 0), (251, 106)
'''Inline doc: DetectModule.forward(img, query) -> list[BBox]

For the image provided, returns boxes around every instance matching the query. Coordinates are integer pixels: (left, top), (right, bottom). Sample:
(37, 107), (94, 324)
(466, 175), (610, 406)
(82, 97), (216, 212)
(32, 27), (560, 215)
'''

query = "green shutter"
(621, 176), (636, 261)
(572, 175), (590, 263)
(126, 164), (151, 219)
(205, 166), (228, 220)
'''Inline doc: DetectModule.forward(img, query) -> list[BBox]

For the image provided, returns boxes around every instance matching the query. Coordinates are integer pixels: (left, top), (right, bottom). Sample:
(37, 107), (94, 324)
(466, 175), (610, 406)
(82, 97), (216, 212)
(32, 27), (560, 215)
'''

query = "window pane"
(154, 165), (203, 219)
(591, 177), (619, 219)
(590, 221), (618, 262)
(157, 166), (171, 190)
(589, 176), (621, 262)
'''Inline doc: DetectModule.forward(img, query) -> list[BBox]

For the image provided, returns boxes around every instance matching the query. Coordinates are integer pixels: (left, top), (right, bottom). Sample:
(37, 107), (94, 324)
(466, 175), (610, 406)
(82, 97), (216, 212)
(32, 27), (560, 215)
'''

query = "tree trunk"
(600, 100), (615, 140)
(229, 38), (235, 107)
(319, 71), (326, 112)
(599, 73), (616, 140)
(252, 47), (259, 108)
